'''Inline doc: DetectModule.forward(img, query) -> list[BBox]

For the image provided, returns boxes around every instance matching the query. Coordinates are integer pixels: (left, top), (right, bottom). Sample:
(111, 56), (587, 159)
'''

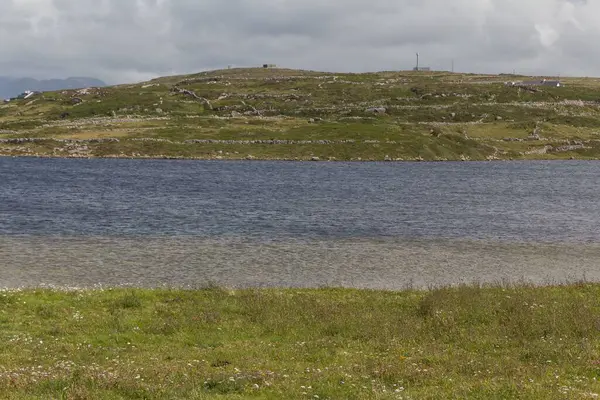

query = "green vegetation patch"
(1, 285), (600, 399)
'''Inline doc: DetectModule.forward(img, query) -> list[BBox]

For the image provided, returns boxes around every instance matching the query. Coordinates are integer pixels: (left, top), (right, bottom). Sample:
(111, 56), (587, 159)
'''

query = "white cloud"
(0, 0), (599, 83)
(535, 24), (560, 48)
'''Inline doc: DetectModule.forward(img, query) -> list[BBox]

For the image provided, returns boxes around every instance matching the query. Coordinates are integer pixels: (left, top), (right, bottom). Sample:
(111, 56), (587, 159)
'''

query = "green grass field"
(2, 68), (600, 160)
(2, 284), (600, 399)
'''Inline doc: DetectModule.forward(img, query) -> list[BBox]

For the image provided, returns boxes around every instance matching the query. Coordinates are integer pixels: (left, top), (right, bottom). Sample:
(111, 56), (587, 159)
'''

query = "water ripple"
(1, 158), (600, 288)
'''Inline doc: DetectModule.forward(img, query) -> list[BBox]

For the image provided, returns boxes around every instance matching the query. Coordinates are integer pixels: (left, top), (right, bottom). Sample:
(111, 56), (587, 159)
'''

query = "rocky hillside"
(1, 68), (600, 161)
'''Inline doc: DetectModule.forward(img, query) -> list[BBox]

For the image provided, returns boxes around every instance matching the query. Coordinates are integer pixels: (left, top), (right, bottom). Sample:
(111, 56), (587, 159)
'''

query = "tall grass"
(1, 284), (600, 399)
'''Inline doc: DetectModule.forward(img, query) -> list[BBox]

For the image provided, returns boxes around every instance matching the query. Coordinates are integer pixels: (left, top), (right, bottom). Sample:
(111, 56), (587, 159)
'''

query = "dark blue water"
(1, 158), (599, 243)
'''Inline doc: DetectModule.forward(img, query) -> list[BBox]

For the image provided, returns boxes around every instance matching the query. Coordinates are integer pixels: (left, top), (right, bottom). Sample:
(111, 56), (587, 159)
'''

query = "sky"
(0, 0), (598, 84)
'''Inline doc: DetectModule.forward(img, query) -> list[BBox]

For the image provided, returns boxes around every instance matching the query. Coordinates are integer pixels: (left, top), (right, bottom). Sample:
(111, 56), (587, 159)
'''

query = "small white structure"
(13, 90), (40, 100)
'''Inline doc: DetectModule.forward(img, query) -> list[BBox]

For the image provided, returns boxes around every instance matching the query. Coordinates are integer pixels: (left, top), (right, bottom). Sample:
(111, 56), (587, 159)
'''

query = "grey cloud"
(0, 0), (599, 84)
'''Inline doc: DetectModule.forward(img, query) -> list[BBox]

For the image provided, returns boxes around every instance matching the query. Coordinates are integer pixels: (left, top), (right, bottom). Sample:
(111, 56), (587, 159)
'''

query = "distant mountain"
(0, 77), (106, 99)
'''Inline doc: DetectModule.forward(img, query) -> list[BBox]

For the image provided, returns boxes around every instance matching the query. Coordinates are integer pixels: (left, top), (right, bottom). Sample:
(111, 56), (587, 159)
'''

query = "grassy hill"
(2, 68), (600, 161)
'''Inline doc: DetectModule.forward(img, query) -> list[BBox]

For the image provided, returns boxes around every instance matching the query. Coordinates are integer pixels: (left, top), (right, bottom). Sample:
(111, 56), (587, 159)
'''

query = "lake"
(1, 157), (599, 289)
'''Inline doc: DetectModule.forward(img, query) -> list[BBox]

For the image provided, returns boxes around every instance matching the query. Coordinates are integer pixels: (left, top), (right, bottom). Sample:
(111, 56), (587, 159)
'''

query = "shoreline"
(0, 152), (594, 162)
(2, 236), (599, 290)
(0, 279), (596, 293)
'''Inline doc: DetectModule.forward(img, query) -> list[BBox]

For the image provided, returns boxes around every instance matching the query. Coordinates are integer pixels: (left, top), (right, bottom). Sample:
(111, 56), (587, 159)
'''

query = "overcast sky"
(0, 0), (597, 84)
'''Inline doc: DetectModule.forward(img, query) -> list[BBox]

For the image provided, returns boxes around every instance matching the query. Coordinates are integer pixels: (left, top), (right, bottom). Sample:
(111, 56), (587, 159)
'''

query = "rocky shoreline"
(1, 135), (596, 161)
(0, 151), (594, 162)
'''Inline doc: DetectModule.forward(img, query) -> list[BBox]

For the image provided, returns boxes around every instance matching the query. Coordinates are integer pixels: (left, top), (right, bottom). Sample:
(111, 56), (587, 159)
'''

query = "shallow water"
(1, 158), (599, 289)
(2, 236), (600, 289)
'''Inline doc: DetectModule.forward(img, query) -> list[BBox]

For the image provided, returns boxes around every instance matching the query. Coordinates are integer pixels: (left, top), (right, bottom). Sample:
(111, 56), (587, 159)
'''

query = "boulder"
(365, 107), (387, 114)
